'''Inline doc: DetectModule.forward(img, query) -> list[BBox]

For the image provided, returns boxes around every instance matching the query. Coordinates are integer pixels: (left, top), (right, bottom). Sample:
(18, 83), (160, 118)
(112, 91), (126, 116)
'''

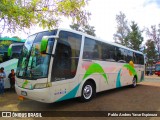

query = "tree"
(127, 21), (143, 51)
(82, 25), (96, 36)
(146, 24), (160, 59)
(0, 40), (12, 62)
(70, 23), (96, 36)
(114, 12), (144, 50)
(12, 36), (21, 41)
(70, 23), (82, 31)
(145, 39), (158, 69)
(145, 39), (157, 61)
(0, 40), (12, 48)
(0, 0), (90, 34)
(113, 11), (130, 46)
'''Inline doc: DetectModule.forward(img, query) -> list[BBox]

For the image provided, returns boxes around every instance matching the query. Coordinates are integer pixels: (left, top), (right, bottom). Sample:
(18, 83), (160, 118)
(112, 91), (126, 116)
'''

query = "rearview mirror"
(40, 36), (48, 54)
(40, 35), (58, 54)
(8, 45), (12, 57)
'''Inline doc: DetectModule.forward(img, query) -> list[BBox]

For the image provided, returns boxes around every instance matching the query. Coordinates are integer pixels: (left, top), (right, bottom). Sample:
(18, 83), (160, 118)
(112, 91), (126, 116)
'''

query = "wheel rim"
(133, 78), (136, 87)
(83, 85), (92, 99)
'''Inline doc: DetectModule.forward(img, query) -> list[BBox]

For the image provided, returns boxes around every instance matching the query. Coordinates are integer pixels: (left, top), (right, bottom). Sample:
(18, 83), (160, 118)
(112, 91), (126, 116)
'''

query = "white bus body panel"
(0, 59), (18, 89)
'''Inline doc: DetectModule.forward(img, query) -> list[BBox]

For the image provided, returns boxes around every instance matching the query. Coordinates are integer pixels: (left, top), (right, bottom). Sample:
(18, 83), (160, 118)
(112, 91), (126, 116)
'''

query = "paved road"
(0, 76), (160, 120)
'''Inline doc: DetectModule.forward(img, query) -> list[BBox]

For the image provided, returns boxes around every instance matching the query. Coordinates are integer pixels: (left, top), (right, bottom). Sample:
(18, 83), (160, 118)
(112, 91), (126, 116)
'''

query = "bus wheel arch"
(80, 79), (96, 102)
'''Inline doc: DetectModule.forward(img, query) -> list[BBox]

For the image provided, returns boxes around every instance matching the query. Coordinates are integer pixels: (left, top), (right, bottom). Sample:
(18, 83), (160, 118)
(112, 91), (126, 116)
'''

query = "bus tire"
(132, 77), (137, 88)
(80, 81), (95, 102)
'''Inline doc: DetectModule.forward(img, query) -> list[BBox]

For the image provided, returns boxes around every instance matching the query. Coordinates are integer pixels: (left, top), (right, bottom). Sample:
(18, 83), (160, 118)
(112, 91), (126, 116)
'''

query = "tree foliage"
(70, 23), (96, 36)
(0, 0), (90, 33)
(0, 40), (12, 62)
(70, 23), (82, 31)
(82, 25), (96, 36)
(114, 12), (144, 51)
(12, 36), (21, 41)
(145, 24), (160, 59)
(127, 21), (143, 51)
(113, 11), (130, 46)
(145, 39), (157, 61)
(0, 40), (12, 48)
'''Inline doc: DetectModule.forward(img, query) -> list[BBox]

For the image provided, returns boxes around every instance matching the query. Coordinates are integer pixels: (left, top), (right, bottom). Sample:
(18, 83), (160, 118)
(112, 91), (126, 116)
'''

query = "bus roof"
(57, 28), (144, 55)
(0, 37), (25, 42)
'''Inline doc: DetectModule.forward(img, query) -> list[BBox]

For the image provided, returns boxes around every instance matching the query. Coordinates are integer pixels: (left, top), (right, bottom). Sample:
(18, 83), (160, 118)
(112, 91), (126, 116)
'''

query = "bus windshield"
(11, 44), (23, 58)
(16, 30), (57, 80)
(0, 43), (24, 63)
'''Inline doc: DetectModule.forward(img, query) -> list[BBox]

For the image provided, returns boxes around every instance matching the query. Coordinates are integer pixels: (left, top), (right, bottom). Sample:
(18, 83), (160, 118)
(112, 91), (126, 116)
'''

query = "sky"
(2, 0), (160, 43)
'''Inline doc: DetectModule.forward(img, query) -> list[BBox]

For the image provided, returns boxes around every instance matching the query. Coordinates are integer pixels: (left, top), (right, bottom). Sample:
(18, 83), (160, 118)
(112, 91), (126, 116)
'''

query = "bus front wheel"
(81, 81), (95, 102)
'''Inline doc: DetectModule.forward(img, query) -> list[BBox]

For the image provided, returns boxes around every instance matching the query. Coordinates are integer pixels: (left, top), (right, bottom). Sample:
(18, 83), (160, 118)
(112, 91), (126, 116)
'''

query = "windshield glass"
(155, 64), (160, 71)
(16, 30), (57, 80)
(11, 45), (23, 59)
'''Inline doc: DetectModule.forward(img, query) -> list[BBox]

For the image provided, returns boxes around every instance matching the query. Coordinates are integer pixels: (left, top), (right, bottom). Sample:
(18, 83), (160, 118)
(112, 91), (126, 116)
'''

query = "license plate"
(21, 91), (27, 96)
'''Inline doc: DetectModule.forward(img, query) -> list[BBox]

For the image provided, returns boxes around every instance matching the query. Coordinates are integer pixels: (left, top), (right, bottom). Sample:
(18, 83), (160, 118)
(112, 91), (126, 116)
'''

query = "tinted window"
(102, 43), (116, 62)
(116, 47), (127, 63)
(83, 37), (144, 65)
(34, 30), (57, 43)
(51, 31), (82, 81)
(129, 52), (144, 65)
(126, 50), (133, 63)
(83, 37), (102, 60)
(11, 45), (23, 59)
(135, 53), (144, 65)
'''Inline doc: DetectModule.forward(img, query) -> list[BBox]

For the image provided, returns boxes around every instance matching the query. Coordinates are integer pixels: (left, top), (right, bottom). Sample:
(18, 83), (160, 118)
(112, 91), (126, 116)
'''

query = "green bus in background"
(0, 37), (25, 88)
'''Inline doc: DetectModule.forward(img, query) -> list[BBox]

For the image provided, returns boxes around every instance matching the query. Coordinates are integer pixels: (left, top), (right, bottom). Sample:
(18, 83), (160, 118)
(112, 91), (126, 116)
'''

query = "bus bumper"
(15, 84), (53, 103)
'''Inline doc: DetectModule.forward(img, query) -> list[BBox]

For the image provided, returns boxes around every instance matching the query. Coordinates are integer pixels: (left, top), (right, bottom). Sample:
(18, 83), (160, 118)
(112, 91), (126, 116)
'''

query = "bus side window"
(83, 37), (102, 60)
(133, 53), (137, 64)
(92, 49), (99, 59)
(116, 47), (127, 63)
(83, 52), (90, 59)
(102, 42), (116, 62)
(126, 50), (133, 63)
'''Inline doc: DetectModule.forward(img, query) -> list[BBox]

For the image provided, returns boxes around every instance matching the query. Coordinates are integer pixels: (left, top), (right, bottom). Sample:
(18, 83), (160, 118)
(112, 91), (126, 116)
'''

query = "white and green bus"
(0, 43), (24, 88)
(15, 29), (145, 103)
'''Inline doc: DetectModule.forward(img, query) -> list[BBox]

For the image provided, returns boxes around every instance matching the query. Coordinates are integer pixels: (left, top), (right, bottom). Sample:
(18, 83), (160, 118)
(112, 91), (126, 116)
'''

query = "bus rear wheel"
(132, 77), (137, 88)
(81, 81), (95, 102)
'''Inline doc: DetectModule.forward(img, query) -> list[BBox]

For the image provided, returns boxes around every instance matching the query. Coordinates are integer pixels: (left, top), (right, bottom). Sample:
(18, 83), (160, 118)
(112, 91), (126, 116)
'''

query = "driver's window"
(51, 40), (72, 81)
(51, 31), (82, 82)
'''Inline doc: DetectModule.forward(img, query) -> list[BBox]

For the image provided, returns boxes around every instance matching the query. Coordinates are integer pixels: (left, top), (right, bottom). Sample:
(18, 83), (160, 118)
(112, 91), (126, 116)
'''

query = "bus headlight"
(34, 82), (52, 89)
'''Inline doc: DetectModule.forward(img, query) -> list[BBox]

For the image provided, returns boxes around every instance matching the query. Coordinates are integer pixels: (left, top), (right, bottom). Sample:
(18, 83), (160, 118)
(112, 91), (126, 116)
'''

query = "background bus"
(155, 62), (160, 76)
(15, 29), (145, 103)
(0, 37), (25, 63)
(0, 37), (25, 88)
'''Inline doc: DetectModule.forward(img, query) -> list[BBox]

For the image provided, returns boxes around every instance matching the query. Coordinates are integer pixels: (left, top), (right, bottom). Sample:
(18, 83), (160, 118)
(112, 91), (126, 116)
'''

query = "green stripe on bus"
(82, 63), (108, 83)
(22, 80), (29, 88)
(123, 64), (137, 77)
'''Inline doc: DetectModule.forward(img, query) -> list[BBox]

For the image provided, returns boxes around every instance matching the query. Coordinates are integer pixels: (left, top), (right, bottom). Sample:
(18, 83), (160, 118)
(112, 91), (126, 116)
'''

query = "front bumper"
(15, 84), (53, 103)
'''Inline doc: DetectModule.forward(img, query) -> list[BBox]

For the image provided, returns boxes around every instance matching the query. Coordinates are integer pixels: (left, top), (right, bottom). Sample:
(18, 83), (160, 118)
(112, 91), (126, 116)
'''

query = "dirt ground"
(0, 75), (160, 120)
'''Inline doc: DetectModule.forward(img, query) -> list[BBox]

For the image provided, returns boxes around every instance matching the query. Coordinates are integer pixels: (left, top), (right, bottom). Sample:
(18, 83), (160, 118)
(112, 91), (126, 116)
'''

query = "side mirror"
(40, 36), (49, 54)
(40, 35), (58, 54)
(8, 45), (12, 57)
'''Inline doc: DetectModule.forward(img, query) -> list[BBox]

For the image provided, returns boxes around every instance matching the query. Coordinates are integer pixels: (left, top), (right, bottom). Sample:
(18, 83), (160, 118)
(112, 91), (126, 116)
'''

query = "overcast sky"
(3, 0), (160, 43)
